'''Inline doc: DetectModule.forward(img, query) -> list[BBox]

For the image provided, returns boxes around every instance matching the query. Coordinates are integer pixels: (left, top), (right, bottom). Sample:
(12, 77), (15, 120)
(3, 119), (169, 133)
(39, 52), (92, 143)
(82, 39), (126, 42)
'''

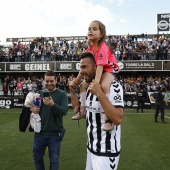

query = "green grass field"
(0, 108), (170, 170)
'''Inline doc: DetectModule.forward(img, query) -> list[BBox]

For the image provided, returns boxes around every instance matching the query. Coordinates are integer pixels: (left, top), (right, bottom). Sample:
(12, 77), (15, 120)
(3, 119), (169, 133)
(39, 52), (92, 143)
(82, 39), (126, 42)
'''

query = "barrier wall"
(0, 60), (170, 73)
(1, 91), (170, 109)
(0, 98), (24, 109)
(1, 94), (169, 109)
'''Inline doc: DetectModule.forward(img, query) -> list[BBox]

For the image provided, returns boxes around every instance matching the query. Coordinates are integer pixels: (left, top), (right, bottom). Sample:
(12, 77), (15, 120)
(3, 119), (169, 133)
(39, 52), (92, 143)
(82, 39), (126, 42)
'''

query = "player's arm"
(69, 79), (80, 109)
(75, 71), (83, 84)
(89, 80), (123, 126)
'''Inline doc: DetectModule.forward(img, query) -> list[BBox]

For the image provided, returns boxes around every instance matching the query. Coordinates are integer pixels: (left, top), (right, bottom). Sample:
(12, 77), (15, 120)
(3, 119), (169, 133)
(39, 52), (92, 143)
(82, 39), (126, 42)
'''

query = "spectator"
(22, 81), (29, 99)
(150, 86), (168, 123)
(16, 79), (23, 98)
(36, 80), (43, 91)
(136, 87), (147, 113)
(3, 82), (8, 97)
(57, 76), (65, 91)
(8, 80), (16, 98)
(1, 33), (169, 62)
(17, 49), (22, 62)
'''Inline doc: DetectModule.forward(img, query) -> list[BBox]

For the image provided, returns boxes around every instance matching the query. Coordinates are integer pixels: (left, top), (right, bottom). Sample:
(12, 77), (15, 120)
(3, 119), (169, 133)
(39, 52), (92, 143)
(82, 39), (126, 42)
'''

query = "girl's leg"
(71, 80), (89, 120)
(101, 72), (115, 93)
(101, 72), (115, 131)
(80, 80), (89, 106)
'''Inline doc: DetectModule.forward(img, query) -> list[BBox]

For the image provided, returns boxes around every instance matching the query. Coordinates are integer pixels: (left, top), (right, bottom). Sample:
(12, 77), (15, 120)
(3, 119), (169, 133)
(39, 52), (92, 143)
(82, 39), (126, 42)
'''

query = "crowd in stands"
(0, 74), (75, 98)
(119, 74), (170, 93)
(0, 73), (170, 98)
(0, 33), (170, 99)
(0, 36), (86, 62)
(0, 32), (170, 62)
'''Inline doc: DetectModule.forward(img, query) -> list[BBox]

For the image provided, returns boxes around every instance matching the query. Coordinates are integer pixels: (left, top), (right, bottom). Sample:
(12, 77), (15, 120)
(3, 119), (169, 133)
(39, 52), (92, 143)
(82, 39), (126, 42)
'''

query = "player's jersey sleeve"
(109, 81), (124, 108)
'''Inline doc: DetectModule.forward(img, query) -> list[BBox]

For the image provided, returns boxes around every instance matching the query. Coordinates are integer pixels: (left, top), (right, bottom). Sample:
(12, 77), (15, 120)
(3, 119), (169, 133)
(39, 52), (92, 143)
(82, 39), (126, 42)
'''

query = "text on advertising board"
(59, 63), (72, 69)
(25, 64), (50, 71)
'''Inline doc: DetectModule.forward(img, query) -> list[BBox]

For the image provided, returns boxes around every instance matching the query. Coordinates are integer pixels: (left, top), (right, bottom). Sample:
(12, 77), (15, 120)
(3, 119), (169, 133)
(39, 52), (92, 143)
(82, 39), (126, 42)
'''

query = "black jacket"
(19, 107), (32, 132)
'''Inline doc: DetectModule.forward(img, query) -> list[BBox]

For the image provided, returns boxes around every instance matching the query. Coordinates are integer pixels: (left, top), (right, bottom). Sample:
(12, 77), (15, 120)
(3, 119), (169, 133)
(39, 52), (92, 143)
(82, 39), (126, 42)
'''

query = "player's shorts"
(85, 149), (120, 170)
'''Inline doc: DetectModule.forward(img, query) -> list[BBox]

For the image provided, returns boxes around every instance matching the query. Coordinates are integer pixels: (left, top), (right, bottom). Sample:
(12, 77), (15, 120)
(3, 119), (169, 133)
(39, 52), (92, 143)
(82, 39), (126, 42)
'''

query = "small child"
(71, 20), (119, 131)
(24, 92), (41, 132)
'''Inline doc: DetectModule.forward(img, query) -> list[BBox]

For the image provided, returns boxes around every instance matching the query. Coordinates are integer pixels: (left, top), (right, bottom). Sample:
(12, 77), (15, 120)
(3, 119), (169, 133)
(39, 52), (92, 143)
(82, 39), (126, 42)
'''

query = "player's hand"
(89, 80), (103, 96)
(69, 79), (79, 94)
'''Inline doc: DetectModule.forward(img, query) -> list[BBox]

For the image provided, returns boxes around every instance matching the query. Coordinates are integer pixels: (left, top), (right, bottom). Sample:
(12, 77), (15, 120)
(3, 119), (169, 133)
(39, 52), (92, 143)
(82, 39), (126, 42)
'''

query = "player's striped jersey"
(85, 80), (124, 157)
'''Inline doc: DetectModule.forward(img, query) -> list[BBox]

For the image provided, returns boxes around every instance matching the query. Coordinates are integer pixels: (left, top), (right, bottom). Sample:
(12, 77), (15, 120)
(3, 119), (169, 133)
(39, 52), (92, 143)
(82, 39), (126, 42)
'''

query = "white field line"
(124, 112), (153, 114)
(68, 111), (170, 119)
(122, 112), (170, 119)
(165, 115), (170, 119)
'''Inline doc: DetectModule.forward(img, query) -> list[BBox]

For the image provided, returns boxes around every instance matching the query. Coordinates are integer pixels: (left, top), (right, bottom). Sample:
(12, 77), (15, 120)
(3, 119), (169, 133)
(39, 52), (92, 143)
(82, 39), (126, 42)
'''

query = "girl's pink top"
(86, 42), (119, 73)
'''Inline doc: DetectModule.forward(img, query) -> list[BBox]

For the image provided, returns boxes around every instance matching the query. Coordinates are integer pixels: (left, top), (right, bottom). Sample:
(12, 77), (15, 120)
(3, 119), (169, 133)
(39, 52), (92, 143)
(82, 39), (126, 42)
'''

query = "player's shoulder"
(110, 80), (123, 92)
(111, 80), (122, 87)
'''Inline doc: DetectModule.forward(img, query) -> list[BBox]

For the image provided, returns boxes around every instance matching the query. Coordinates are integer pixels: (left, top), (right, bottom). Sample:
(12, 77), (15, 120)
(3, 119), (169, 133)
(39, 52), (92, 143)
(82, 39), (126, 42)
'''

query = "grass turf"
(0, 108), (170, 170)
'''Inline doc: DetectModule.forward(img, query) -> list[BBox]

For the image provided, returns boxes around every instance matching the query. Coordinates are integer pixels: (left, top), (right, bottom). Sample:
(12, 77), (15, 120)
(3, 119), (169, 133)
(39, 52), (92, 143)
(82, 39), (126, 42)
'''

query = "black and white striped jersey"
(85, 80), (124, 157)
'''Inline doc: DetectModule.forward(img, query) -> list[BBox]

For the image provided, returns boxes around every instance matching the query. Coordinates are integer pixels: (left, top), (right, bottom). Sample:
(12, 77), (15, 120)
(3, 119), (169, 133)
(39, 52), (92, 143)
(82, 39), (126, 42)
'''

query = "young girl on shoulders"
(72, 20), (119, 131)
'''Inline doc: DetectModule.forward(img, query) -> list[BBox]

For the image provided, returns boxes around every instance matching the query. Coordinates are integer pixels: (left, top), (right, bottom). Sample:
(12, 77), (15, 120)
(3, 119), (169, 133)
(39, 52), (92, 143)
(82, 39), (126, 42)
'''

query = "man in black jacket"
(136, 87), (147, 113)
(151, 87), (168, 123)
(8, 80), (16, 98)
